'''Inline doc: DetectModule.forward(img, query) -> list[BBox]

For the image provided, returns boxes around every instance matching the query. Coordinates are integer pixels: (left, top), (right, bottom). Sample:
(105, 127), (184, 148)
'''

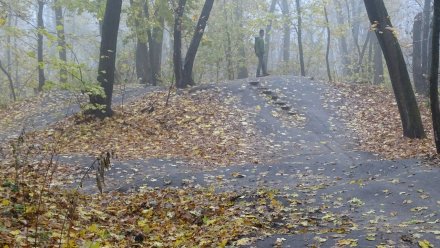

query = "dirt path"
(0, 85), (155, 142)
(63, 76), (440, 247)
(5, 77), (440, 247)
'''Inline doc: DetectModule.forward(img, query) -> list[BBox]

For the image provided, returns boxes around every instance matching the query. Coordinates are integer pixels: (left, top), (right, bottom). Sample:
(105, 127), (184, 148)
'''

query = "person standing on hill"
(255, 29), (270, 77)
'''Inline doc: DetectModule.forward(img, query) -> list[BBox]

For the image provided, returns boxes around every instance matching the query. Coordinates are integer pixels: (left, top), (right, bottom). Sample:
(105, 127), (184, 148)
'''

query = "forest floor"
(1, 76), (440, 247)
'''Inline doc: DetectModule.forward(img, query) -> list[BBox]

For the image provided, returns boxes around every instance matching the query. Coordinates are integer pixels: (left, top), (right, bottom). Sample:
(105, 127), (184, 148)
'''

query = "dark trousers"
(257, 55), (267, 76)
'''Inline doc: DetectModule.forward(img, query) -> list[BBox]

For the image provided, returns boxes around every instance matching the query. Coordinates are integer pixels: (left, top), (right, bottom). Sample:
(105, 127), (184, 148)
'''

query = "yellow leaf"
(1, 199), (10, 206)
(236, 238), (251, 245)
(9, 230), (20, 236)
(337, 239), (358, 247)
(218, 239), (228, 248)
(87, 224), (99, 233)
(418, 240), (434, 248)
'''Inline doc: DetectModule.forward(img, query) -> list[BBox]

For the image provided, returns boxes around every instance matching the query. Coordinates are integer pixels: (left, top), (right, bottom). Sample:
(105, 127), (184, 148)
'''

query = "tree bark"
(430, 0), (440, 153)
(413, 12), (425, 93)
(151, 16), (164, 84)
(422, 0), (432, 81)
(135, 41), (151, 84)
(281, 0), (290, 63)
(89, 0), (123, 117)
(372, 35), (384, 85)
(355, 32), (371, 74)
(37, 0), (46, 92)
(6, 8), (16, 101)
(264, 0), (278, 67)
(223, 0), (234, 80)
(129, 0), (152, 85)
(324, 6), (332, 82)
(173, 0), (186, 88)
(0, 60), (16, 101)
(296, 0), (305, 76)
(181, 0), (214, 87)
(334, 0), (351, 77)
(236, 0), (248, 79)
(350, 0), (362, 58)
(143, 1), (163, 86)
(367, 32), (373, 76)
(54, 0), (67, 84)
(363, 0), (425, 139)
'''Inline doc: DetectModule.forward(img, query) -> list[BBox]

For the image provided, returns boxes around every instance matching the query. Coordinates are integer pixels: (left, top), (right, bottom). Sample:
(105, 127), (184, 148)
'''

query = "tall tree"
(88, 0), (123, 117)
(430, 0), (440, 152)
(143, 1), (164, 86)
(350, 0), (362, 59)
(54, 0), (67, 84)
(5, 7), (16, 101)
(37, 0), (46, 92)
(0, 59), (16, 101)
(264, 0), (277, 67)
(235, 0), (248, 79)
(334, 0), (351, 77)
(324, 6), (332, 82)
(295, 0), (305, 76)
(223, 0), (234, 80)
(422, 0), (432, 88)
(129, 0), (152, 85)
(180, 0), (215, 87)
(173, 0), (186, 88)
(363, 0), (425, 139)
(413, 12), (424, 93)
(280, 0), (290, 63)
(372, 35), (384, 85)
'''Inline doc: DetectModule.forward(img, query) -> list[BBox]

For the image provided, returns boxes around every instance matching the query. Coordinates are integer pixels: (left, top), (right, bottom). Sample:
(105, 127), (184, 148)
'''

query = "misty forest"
(2, 0), (440, 247)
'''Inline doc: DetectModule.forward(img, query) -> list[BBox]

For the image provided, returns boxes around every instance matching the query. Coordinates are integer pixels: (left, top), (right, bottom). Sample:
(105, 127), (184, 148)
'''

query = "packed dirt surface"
(324, 82), (436, 159)
(1, 77), (440, 247)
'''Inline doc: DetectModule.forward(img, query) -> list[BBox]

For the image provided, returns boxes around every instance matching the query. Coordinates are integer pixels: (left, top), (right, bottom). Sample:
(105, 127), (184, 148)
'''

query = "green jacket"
(255, 36), (265, 57)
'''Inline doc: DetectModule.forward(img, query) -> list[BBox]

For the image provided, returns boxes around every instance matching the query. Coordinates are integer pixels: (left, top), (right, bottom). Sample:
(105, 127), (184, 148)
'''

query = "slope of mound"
(27, 88), (274, 166)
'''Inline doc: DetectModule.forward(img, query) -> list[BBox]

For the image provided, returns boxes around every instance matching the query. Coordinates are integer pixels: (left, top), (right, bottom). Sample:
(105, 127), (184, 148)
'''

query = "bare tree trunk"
(430, 0), (440, 153)
(181, 0), (214, 87)
(223, 0), (234, 80)
(264, 0), (278, 67)
(37, 0), (46, 92)
(363, 0), (425, 139)
(151, 16), (164, 84)
(6, 8), (16, 101)
(296, 0), (305, 76)
(14, 15), (19, 96)
(54, 0), (67, 83)
(143, 1), (163, 86)
(89, 0), (123, 118)
(236, 0), (248, 79)
(135, 42), (151, 84)
(324, 6), (332, 82)
(367, 33), (373, 77)
(173, 0), (186, 88)
(350, 0), (362, 58)
(413, 12), (425, 93)
(281, 0), (290, 63)
(334, 0), (351, 77)
(130, 0), (151, 85)
(355, 32), (371, 74)
(0, 60), (16, 101)
(372, 35), (384, 85)
(422, 0), (432, 79)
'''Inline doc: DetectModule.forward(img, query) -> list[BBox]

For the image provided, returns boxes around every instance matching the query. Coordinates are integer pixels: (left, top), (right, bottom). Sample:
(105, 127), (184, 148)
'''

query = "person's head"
(259, 29), (264, 37)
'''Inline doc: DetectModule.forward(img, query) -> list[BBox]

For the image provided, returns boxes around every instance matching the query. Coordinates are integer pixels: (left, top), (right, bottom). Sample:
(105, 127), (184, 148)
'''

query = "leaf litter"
(26, 88), (277, 166)
(0, 158), (359, 247)
(324, 82), (436, 160)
